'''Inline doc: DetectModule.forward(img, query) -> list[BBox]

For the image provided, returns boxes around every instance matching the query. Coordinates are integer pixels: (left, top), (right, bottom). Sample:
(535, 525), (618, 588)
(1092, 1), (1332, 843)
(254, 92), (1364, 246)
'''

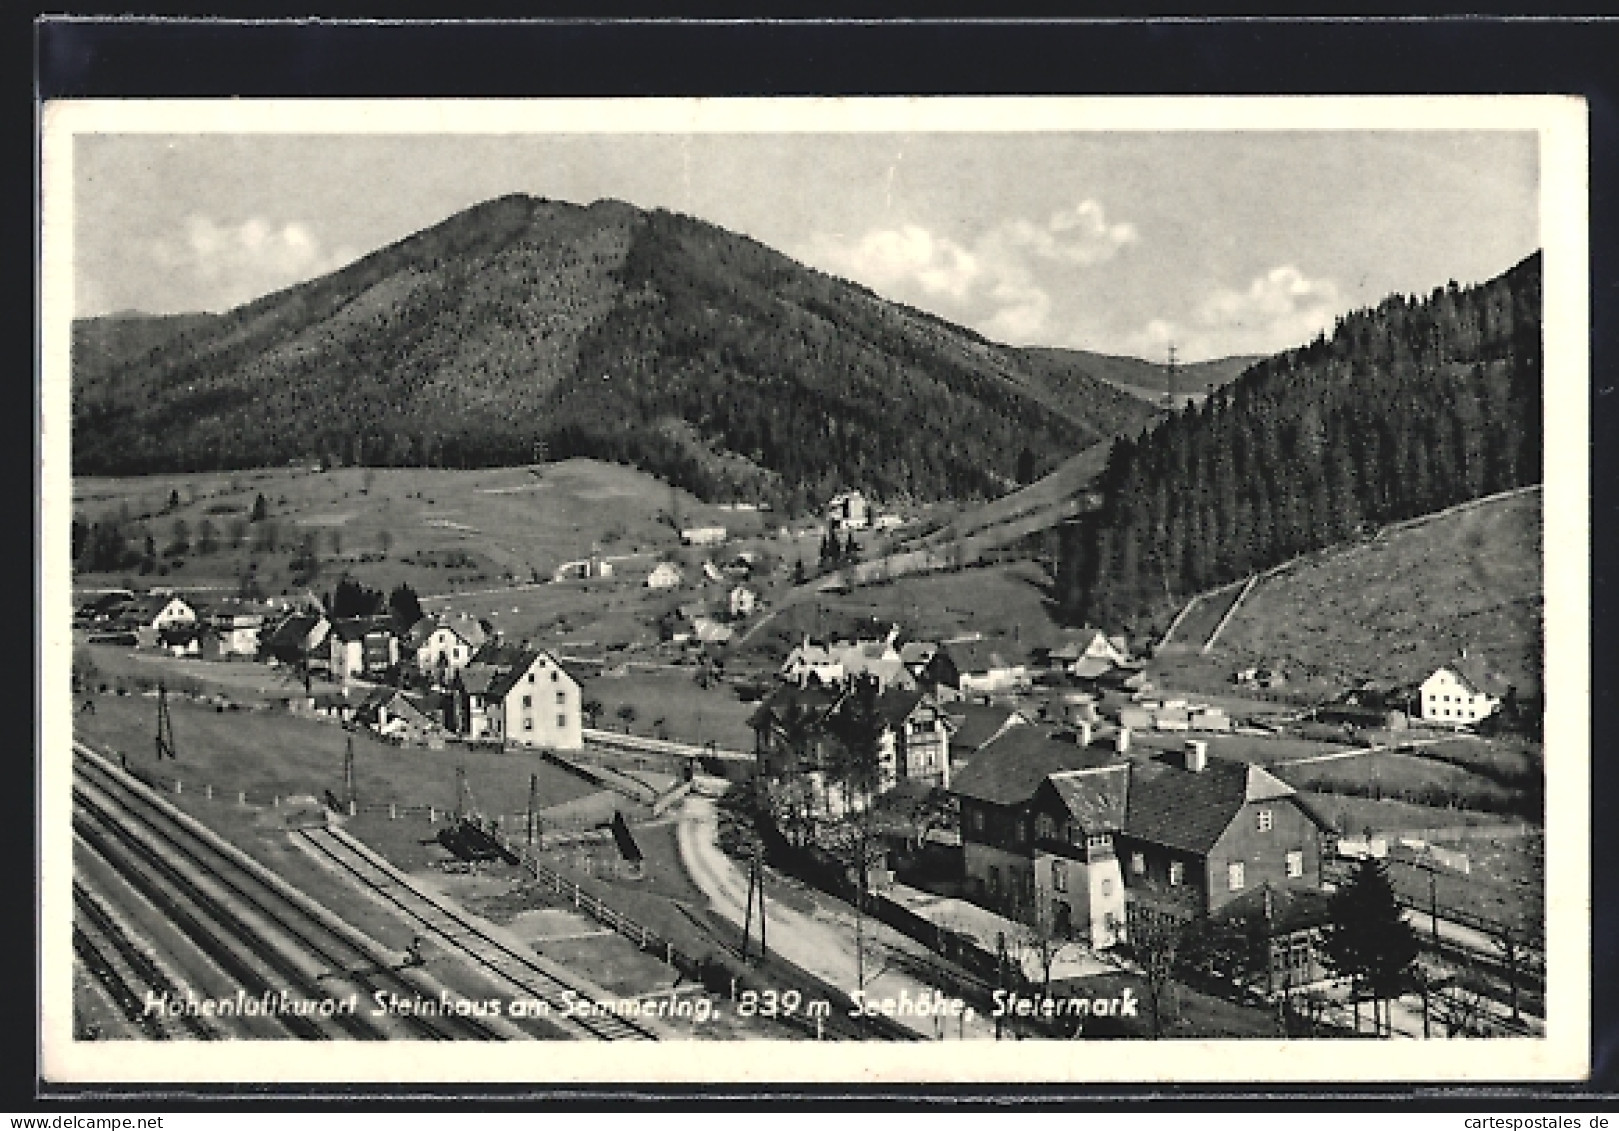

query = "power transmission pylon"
(155, 683), (177, 761)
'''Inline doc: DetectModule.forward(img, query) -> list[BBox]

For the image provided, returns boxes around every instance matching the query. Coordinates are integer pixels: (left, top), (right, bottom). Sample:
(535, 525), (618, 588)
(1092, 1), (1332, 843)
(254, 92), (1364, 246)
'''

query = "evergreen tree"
(1322, 857), (1421, 1036)
(389, 583), (425, 632)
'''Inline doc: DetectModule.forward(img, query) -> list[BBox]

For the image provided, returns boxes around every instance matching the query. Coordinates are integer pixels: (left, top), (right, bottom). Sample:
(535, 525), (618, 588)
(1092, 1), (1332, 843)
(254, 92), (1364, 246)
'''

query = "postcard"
(40, 94), (1589, 1084)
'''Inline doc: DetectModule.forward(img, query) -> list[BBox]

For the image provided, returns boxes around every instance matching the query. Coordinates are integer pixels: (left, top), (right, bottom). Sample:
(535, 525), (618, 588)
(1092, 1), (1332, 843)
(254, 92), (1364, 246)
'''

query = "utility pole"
(1164, 342), (1179, 412)
(344, 735), (357, 814)
(155, 683), (177, 761)
(526, 773), (539, 846)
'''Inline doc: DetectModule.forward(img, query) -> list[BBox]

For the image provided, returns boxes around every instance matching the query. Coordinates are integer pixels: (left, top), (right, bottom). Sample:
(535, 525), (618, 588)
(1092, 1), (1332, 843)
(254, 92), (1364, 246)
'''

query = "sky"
(71, 128), (1540, 363)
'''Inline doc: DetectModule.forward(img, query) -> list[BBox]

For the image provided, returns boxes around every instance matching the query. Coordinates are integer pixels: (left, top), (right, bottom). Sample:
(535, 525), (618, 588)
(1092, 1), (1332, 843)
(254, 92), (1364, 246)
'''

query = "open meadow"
(73, 458), (774, 603)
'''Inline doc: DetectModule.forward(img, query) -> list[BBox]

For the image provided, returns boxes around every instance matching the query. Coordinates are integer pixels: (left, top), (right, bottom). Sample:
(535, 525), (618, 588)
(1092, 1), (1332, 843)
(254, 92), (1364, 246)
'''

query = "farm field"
(1216, 487), (1543, 695)
(581, 667), (760, 753)
(1272, 748), (1529, 818)
(73, 458), (775, 603)
(75, 694), (603, 818)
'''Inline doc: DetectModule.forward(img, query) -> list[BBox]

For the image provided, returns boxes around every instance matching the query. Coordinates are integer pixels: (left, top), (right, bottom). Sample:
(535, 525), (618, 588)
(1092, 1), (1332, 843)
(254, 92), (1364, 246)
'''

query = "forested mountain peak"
(73, 194), (1160, 511)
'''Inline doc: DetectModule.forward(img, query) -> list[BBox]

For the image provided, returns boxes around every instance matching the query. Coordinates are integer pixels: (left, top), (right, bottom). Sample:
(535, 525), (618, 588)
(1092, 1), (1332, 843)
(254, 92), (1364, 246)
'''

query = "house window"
(1035, 814), (1056, 841)
(1014, 820), (1027, 845)
(1101, 878), (1114, 897)
(557, 715), (567, 728)
(528, 672), (536, 683)
(1131, 852), (1146, 875)
(1228, 862), (1245, 892)
(1052, 860), (1067, 893)
(551, 671), (559, 683)
(1169, 861), (1185, 887)
(1286, 851), (1304, 879)
(1257, 809), (1273, 832)
(523, 718), (533, 731)
(971, 809), (985, 833)
(556, 692), (567, 705)
(987, 867), (1000, 894)
(522, 695), (532, 708)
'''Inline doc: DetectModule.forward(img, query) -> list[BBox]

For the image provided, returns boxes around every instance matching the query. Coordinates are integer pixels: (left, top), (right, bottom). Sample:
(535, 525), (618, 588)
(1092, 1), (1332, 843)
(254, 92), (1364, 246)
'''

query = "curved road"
(674, 793), (997, 1039)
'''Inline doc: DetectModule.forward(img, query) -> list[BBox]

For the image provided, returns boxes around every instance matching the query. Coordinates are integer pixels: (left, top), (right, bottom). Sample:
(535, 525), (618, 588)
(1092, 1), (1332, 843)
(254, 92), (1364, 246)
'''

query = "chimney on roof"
(1184, 739), (1208, 773)
(1115, 726), (1131, 754)
(1076, 720), (1094, 748)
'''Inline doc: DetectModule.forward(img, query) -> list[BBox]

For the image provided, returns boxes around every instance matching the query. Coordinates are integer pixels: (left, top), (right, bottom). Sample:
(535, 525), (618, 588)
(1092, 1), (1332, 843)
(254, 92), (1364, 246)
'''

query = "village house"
(327, 618), (400, 685)
(825, 490), (871, 531)
(260, 612), (331, 669)
(944, 639), (1029, 697)
(1045, 629), (1131, 681)
(944, 701), (1032, 772)
(490, 649), (584, 751)
(645, 561), (684, 590)
(204, 600), (272, 659)
(951, 729), (1331, 950)
(780, 638), (846, 688)
(409, 612), (488, 684)
(124, 593), (198, 635)
(728, 584), (758, 619)
(354, 687), (446, 746)
(1419, 655), (1505, 725)
(901, 642), (963, 702)
(749, 682), (952, 824)
(680, 525), (728, 547)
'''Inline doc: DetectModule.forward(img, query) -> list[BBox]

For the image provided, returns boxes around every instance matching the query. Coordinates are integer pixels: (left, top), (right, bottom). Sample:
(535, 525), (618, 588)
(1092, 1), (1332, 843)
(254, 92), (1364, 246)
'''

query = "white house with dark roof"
(491, 650), (583, 750)
(410, 613), (488, 683)
(645, 561), (684, 590)
(1419, 655), (1505, 725)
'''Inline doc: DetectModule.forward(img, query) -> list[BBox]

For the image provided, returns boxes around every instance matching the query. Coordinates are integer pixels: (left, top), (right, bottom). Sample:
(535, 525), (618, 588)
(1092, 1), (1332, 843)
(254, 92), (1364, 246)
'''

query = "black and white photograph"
(39, 95), (1589, 1084)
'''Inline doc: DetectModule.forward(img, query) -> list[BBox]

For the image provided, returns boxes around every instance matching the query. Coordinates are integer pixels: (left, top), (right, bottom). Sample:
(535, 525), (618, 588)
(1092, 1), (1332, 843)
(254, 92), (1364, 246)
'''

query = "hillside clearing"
(1205, 487), (1542, 696)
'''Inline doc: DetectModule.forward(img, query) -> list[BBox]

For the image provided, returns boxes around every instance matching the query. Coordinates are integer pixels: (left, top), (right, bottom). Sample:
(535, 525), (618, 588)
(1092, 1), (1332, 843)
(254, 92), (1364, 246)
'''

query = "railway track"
(72, 880), (219, 1041)
(72, 745), (512, 1041)
(295, 824), (662, 1041)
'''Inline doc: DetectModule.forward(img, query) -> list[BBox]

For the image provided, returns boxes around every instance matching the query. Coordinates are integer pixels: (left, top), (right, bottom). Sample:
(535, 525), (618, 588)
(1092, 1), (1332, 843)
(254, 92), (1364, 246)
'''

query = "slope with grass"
(1215, 486), (1542, 694)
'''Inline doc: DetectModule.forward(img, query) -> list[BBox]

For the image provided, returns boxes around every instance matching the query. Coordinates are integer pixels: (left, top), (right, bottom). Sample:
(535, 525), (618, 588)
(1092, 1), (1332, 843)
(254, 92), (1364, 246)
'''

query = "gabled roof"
(1040, 765), (1132, 833)
(264, 613), (323, 649)
(951, 727), (1121, 806)
(485, 650), (574, 699)
(899, 641), (937, 666)
(471, 640), (528, 668)
(873, 688), (931, 727)
(1432, 655), (1509, 698)
(945, 639), (1021, 676)
(1123, 756), (1297, 854)
(457, 662), (503, 696)
(945, 702), (1027, 753)
(748, 683), (842, 732)
(329, 618), (372, 643)
(1068, 656), (1114, 680)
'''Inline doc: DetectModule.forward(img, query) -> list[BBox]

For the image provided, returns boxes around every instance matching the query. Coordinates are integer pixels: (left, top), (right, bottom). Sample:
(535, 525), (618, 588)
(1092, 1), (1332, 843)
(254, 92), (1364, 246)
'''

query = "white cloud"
(799, 198), (1135, 344)
(1120, 265), (1342, 361)
(145, 215), (358, 311)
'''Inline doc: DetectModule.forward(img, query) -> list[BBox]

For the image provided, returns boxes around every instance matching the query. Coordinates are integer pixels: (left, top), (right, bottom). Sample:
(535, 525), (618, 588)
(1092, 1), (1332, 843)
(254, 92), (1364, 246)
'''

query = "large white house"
(491, 650), (583, 750)
(1420, 658), (1504, 725)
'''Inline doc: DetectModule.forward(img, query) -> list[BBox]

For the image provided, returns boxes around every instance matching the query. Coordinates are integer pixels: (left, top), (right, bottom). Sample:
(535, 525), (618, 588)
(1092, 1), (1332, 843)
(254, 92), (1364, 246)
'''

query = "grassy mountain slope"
(72, 195), (1158, 511)
(1217, 486), (1543, 694)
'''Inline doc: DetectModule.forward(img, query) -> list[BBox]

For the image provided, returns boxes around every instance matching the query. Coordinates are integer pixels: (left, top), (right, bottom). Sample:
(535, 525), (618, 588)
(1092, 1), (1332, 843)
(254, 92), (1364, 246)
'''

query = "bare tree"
(1125, 904), (1186, 1038)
